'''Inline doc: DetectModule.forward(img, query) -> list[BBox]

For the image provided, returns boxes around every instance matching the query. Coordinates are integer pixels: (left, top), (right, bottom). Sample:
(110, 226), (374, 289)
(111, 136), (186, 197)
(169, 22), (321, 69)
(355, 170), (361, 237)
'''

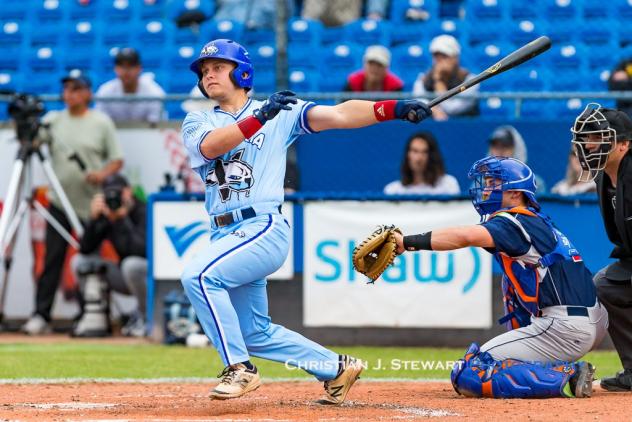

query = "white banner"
(152, 200), (294, 280)
(304, 201), (492, 328)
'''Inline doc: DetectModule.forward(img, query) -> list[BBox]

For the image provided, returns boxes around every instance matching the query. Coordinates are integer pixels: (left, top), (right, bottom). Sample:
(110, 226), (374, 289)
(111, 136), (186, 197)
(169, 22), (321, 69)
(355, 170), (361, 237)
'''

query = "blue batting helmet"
(190, 39), (254, 97)
(468, 156), (539, 217)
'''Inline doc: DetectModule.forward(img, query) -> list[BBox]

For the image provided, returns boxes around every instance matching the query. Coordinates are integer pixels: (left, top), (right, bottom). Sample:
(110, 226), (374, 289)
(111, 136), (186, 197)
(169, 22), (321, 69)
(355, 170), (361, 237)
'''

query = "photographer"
(72, 174), (147, 337)
(21, 70), (123, 335)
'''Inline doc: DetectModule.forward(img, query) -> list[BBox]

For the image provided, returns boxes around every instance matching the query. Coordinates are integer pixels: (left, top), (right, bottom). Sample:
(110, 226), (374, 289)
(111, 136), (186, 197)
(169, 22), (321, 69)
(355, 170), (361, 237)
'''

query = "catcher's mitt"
(352, 225), (402, 283)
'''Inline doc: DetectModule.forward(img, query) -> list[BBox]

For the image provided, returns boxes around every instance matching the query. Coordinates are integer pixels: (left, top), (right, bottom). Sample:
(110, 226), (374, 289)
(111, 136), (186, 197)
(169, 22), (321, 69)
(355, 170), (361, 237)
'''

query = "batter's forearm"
(200, 124), (249, 159)
(328, 100), (381, 128)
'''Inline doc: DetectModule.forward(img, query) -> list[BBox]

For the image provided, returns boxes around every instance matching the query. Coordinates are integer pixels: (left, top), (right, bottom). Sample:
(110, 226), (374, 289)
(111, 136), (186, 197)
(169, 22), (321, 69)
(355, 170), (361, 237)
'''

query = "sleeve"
(439, 73), (479, 116)
(79, 216), (111, 254)
(412, 73), (426, 97)
(110, 201), (146, 258)
(481, 214), (532, 257)
(443, 175), (461, 194)
(102, 115), (123, 162)
(284, 98), (317, 147)
(181, 111), (217, 168)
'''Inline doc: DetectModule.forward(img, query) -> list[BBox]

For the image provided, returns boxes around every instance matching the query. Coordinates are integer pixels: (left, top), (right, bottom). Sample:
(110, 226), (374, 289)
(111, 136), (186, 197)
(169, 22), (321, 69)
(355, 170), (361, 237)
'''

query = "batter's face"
(407, 138), (430, 173)
(199, 59), (238, 100)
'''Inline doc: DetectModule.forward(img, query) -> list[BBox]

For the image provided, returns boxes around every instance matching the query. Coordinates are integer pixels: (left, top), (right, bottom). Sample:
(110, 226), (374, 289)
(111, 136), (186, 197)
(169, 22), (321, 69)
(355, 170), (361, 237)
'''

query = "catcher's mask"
(468, 156), (539, 218)
(571, 103), (632, 182)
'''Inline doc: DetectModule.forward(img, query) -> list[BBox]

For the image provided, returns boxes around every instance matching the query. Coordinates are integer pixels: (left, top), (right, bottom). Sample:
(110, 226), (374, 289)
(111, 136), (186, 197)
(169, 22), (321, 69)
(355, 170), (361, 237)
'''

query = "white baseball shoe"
(21, 314), (52, 335)
(210, 363), (261, 400)
(318, 355), (364, 405)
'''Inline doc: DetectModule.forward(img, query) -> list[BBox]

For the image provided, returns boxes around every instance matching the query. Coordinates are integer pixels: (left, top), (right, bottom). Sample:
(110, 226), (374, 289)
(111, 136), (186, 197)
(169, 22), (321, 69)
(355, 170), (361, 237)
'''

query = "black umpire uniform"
(591, 113), (632, 391)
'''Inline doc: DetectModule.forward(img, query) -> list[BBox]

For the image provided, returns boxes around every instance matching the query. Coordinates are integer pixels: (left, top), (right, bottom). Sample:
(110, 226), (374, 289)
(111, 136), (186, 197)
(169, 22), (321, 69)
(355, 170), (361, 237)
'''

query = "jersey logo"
(205, 149), (254, 202)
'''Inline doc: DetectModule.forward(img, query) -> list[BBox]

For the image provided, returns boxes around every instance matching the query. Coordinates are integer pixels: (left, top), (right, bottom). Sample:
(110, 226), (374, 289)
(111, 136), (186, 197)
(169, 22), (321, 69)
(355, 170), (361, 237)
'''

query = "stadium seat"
(69, 0), (99, 21)
(585, 68), (610, 91)
(288, 42), (320, 68)
(0, 47), (22, 70)
(582, 2), (613, 20)
(464, 0), (508, 21)
(546, 19), (578, 44)
(67, 21), (99, 46)
(0, 21), (28, 47)
(614, 0), (632, 22)
(140, 47), (165, 72)
(479, 69), (514, 92)
(390, 0), (440, 23)
(288, 18), (323, 46)
(480, 97), (514, 119)
(100, 0), (137, 23)
(344, 19), (392, 47)
(390, 43), (431, 90)
(462, 19), (506, 46)
(519, 99), (550, 118)
(288, 68), (319, 92)
(549, 70), (584, 91)
(202, 19), (245, 43)
(139, 0), (166, 20)
(322, 25), (346, 45)
(170, 45), (197, 70)
(550, 98), (587, 118)
(467, 42), (513, 70)
(579, 22), (615, 46)
(174, 26), (203, 45)
(0, 2), (29, 20)
(586, 42), (619, 70)
(30, 20), (65, 45)
(543, 0), (580, 21)
(136, 20), (173, 46)
(318, 71), (348, 91)
(509, 0), (542, 20)
(62, 46), (95, 72)
(23, 71), (62, 94)
(165, 101), (187, 120)
(0, 72), (22, 92)
(508, 20), (547, 48)
(549, 43), (586, 70)
(391, 21), (438, 45)
(432, 19), (462, 40)
(28, 46), (60, 72)
(321, 42), (363, 76)
(165, 75), (194, 94)
(167, 0), (214, 20)
(249, 44), (276, 71)
(243, 29), (276, 46)
(255, 69), (276, 93)
(509, 67), (550, 91)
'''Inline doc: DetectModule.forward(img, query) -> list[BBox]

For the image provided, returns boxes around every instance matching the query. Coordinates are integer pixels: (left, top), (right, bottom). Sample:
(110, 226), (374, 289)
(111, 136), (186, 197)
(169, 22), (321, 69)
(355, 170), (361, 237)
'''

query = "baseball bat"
(427, 36), (552, 108)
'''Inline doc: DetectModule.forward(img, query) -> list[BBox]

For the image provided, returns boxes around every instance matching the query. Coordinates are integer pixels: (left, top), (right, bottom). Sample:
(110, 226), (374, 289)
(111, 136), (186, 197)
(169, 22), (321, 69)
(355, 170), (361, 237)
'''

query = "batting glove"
(394, 100), (432, 123)
(253, 90), (298, 124)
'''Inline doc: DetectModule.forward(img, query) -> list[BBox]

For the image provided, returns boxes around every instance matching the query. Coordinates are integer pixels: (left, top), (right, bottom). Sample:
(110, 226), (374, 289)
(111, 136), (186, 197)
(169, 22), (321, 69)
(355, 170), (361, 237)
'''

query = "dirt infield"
(1, 380), (631, 421)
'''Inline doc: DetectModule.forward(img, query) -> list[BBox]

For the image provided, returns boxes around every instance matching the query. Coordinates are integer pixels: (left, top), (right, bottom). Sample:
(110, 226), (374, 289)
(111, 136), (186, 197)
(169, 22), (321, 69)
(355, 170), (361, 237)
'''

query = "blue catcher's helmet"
(468, 156), (539, 217)
(190, 39), (254, 97)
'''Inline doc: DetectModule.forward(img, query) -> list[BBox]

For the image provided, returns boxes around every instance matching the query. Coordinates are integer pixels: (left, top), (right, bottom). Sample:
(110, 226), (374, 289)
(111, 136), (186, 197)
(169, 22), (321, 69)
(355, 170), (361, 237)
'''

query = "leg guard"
(451, 343), (576, 399)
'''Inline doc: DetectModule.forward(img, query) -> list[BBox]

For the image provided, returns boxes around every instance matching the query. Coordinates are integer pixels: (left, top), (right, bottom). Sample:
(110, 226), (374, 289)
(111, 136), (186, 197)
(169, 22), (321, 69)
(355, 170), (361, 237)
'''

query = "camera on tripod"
(104, 185), (123, 211)
(7, 92), (45, 143)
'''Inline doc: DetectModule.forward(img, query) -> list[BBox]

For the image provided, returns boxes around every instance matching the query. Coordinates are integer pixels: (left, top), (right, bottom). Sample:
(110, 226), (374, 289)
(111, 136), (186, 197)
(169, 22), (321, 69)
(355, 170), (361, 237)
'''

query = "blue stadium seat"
(170, 45), (197, 70)
(174, 26), (203, 45)
(550, 98), (587, 118)
(344, 19), (392, 47)
(33, 0), (65, 22)
(544, 0), (580, 21)
(462, 19), (506, 46)
(390, 43), (430, 90)
(509, 0), (542, 20)
(287, 42), (320, 68)
(479, 70), (514, 91)
(67, 21), (99, 46)
(28, 46), (61, 72)
(0, 1), (29, 20)
(579, 22), (615, 46)
(464, 0), (508, 21)
(585, 68), (610, 91)
(0, 72), (22, 92)
(136, 20), (173, 46)
(509, 67), (550, 91)
(549, 70), (584, 91)
(23, 71), (61, 94)
(614, 0), (632, 21)
(165, 101), (187, 120)
(322, 25), (346, 45)
(391, 21), (438, 45)
(321, 42), (363, 75)
(30, 20), (65, 45)
(100, 0), (137, 23)
(432, 19), (462, 40)
(547, 19), (578, 44)
(586, 42), (619, 70)
(102, 21), (133, 47)
(140, 47), (165, 72)
(255, 69), (276, 93)
(619, 21), (632, 47)
(549, 43), (587, 70)
(520, 99), (549, 118)
(508, 20), (547, 47)
(288, 18), (323, 46)
(139, 0), (166, 20)
(0, 21), (28, 47)
(165, 74), (194, 94)
(243, 29), (276, 46)
(167, 0), (214, 20)
(390, 0), (439, 23)
(480, 97), (514, 119)
(63, 46), (95, 72)
(288, 68), (319, 92)
(249, 43), (276, 71)
(582, 2), (613, 20)
(318, 71), (348, 91)
(467, 42), (513, 69)
(0, 46), (22, 70)
(69, 0), (99, 21)
(202, 19), (245, 43)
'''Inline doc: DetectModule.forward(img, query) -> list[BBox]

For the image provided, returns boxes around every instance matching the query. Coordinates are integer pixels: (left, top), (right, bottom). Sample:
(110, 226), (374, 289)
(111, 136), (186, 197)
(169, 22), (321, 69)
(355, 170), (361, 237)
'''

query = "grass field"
(0, 343), (624, 380)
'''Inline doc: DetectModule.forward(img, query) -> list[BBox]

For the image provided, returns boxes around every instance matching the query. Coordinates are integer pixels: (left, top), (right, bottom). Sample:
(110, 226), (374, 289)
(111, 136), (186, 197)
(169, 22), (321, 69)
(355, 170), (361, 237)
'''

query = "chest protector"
(490, 207), (582, 330)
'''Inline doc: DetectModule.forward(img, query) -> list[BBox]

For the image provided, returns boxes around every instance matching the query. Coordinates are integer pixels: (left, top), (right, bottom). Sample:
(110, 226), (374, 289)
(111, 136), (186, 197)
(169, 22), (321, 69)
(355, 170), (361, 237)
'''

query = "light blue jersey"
(182, 98), (315, 215)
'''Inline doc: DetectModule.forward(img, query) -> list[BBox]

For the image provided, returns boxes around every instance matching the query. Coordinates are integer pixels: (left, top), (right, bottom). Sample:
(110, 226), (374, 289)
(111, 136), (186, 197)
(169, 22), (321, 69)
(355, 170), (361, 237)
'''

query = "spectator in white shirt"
(384, 131), (460, 195)
(95, 48), (166, 124)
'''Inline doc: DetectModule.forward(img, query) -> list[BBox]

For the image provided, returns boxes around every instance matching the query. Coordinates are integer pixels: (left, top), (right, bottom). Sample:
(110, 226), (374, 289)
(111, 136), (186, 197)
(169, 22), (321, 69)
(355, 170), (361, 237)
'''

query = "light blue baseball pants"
(181, 213), (339, 381)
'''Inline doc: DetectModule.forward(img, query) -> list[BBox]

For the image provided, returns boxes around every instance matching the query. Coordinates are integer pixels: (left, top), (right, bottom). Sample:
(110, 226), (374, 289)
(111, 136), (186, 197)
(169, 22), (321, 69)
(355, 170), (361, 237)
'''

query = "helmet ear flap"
(197, 79), (209, 98)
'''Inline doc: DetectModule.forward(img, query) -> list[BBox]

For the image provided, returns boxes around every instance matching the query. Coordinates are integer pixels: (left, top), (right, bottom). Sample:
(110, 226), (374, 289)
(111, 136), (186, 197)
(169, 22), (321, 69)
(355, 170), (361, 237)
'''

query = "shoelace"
(217, 366), (240, 384)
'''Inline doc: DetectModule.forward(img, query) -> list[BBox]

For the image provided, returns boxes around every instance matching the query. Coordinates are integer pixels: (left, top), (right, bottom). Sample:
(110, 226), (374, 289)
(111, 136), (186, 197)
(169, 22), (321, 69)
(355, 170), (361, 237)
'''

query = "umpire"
(571, 104), (632, 391)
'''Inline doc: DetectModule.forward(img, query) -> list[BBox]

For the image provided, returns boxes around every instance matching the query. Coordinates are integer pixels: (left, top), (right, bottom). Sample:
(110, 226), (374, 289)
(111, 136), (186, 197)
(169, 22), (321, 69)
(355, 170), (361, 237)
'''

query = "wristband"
(373, 100), (397, 121)
(237, 115), (263, 139)
(403, 232), (433, 251)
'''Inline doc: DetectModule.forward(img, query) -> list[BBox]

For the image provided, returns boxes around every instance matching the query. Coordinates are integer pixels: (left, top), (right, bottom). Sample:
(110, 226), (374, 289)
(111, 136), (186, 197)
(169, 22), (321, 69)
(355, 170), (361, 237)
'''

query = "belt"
(212, 205), (282, 228)
(540, 300), (602, 319)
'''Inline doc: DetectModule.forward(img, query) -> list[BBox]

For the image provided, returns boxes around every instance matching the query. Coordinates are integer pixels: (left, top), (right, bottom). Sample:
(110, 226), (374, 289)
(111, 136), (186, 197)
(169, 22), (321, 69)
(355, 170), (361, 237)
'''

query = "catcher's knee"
(451, 343), (575, 399)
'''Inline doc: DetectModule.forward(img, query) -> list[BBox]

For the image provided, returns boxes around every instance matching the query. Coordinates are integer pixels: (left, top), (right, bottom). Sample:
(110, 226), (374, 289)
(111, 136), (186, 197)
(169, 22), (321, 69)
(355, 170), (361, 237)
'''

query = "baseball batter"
(392, 156), (608, 398)
(180, 39), (432, 402)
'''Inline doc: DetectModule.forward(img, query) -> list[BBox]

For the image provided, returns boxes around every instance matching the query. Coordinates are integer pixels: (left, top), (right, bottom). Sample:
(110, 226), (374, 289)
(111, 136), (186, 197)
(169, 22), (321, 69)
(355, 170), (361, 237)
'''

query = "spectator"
(302, 0), (362, 27)
(21, 70), (123, 335)
(384, 131), (460, 195)
(71, 174), (147, 338)
(608, 58), (632, 117)
(366, 0), (389, 20)
(413, 35), (479, 120)
(214, 0), (294, 29)
(344, 45), (404, 93)
(551, 150), (597, 196)
(487, 125), (547, 193)
(95, 48), (166, 125)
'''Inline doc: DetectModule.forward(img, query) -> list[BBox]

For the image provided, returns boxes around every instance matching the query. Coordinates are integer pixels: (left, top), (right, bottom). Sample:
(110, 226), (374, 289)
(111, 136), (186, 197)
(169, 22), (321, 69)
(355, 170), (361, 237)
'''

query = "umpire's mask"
(571, 103), (632, 182)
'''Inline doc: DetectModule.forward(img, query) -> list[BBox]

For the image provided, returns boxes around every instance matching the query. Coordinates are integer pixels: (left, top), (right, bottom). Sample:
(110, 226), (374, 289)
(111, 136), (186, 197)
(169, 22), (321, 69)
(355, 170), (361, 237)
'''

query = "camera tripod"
(0, 138), (84, 328)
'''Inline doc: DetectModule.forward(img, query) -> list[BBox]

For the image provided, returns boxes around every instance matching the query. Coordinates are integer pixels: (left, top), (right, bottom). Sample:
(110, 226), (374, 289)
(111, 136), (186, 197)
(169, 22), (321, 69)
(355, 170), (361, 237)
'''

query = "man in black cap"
(21, 70), (123, 335)
(571, 104), (632, 391)
(70, 173), (147, 337)
(95, 47), (166, 124)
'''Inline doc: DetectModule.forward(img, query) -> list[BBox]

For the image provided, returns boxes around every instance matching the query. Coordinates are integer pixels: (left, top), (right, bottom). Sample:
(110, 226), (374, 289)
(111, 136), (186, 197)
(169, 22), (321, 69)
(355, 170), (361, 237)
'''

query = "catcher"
(353, 155), (608, 398)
